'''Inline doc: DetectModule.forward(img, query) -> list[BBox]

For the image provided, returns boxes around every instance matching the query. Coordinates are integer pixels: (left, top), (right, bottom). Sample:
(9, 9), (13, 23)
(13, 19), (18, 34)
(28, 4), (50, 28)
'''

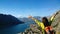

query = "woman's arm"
(28, 16), (45, 29)
(32, 18), (45, 34)
(50, 12), (59, 23)
(50, 15), (55, 22)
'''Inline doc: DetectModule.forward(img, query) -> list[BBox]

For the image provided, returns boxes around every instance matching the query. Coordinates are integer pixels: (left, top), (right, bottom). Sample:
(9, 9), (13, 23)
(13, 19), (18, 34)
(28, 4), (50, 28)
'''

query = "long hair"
(42, 17), (50, 27)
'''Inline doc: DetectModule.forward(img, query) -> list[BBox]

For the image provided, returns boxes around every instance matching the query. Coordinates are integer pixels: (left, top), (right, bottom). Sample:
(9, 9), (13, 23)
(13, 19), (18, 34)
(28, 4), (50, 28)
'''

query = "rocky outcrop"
(18, 10), (60, 34)
(51, 10), (60, 34)
(18, 24), (42, 34)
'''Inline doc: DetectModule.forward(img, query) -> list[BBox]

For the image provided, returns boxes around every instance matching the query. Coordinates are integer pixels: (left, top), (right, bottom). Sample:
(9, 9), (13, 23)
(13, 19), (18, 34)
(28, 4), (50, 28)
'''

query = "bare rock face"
(51, 10), (60, 34)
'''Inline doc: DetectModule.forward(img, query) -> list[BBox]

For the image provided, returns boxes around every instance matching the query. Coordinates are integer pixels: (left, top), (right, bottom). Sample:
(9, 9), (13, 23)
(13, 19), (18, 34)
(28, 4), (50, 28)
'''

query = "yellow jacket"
(34, 19), (45, 34)
(32, 15), (55, 34)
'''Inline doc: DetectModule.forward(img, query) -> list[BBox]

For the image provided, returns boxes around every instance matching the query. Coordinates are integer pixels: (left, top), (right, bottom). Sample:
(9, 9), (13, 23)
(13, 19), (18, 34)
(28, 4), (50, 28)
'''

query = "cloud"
(15, 15), (23, 18)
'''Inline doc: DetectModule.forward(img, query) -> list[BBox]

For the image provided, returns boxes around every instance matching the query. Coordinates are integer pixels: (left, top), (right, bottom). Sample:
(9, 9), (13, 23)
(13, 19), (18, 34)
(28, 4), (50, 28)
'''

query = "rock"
(18, 24), (42, 34)
(18, 10), (60, 34)
(51, 10), (60, 34)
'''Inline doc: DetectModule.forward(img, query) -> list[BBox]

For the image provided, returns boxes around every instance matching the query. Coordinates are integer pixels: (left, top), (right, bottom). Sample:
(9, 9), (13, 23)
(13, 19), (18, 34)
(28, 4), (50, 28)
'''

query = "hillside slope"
(0, 14), (24, 28)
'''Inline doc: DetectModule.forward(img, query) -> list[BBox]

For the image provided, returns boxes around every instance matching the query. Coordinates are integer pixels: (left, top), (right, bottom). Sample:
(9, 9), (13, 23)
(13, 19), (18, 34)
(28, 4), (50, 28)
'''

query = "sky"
(0, 0), (60, 17)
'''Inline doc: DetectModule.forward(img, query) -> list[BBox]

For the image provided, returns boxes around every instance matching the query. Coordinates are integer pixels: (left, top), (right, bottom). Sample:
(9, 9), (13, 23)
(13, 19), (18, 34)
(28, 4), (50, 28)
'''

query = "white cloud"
(15, 15), (23, 18)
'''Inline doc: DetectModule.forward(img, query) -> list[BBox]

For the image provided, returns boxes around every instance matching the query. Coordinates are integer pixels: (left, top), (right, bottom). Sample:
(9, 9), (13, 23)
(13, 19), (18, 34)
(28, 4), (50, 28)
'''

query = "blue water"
(0, 22), (34, 34)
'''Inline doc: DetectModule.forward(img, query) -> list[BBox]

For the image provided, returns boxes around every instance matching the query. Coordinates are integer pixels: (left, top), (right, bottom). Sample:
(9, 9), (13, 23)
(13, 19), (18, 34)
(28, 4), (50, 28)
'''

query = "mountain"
(18, 16), (41, 22)
(33, 16), (42, 21)
(0, 14), (24, 28)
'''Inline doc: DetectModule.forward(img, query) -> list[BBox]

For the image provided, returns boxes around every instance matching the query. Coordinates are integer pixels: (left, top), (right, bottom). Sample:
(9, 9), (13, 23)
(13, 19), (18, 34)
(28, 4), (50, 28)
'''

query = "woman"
(28, 12), (58, 34)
